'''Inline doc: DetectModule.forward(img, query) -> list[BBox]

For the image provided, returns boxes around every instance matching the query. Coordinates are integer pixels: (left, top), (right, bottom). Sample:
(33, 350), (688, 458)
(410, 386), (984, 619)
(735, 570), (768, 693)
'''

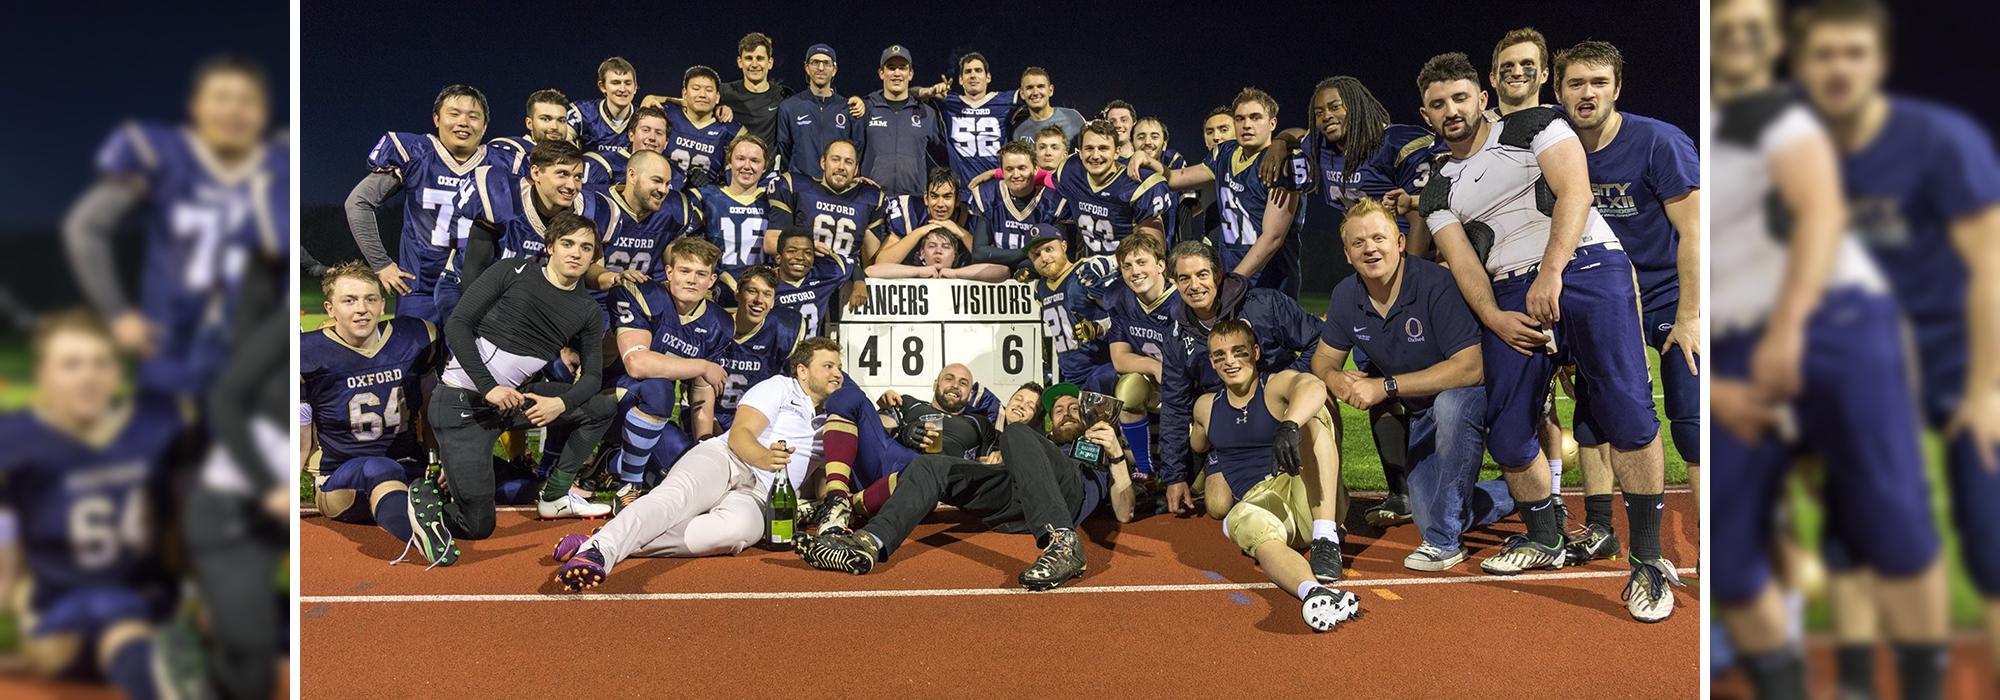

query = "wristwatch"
(1383, 375), (1400, 398)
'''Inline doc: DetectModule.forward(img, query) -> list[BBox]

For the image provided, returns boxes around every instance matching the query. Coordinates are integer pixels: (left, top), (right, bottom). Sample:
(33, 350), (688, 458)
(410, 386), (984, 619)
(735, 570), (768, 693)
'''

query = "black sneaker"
(797, 493), (853, 534)
(1364, 494), (1413, 527)
(150, 618), (215, 700)
(1566, 522), (1622, 563)
(397, 475), (459, 568)
(1301, 586), (1361, 632)
(797, 529), (879, 575)
(1018, 526), (1086, 591)
(1308, 537), (1345, 582)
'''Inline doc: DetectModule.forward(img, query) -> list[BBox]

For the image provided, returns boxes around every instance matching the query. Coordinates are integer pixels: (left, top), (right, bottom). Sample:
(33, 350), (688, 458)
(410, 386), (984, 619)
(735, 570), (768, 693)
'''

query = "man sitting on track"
(1191, 319), (1361, 631)
(553, 337), (848, 590)
(794, 382), (1138, 590)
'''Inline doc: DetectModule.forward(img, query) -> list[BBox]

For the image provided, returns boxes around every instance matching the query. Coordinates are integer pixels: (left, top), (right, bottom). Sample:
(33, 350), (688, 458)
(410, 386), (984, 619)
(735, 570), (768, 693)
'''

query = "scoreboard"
(838, 279), (1051, 398)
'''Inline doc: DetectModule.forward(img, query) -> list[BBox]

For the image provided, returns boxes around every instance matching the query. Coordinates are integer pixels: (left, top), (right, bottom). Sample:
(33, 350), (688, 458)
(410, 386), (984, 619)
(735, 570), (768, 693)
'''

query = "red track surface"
(302, 492), (1701, 698)
(1709, 636), (1998, 699)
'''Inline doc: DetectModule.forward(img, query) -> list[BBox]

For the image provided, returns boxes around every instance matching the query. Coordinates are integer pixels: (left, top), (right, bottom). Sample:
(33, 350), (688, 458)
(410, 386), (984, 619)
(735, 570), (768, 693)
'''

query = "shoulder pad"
(1498, 106), (1565, 150)
(1717, 88), (1796, 148)
(1417, 164), (1453, 217)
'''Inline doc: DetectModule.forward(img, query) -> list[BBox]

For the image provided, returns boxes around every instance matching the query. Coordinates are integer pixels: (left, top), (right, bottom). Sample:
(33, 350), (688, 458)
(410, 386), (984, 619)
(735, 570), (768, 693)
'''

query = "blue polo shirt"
(1320, 256), (1480, 412)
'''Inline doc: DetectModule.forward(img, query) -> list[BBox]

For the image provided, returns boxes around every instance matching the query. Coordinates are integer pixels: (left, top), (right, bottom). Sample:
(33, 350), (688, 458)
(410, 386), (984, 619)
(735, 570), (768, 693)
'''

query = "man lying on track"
(794, 382), (1138, 591)
(552, 337), (847, 591)
(1191, 319), (1361, 632)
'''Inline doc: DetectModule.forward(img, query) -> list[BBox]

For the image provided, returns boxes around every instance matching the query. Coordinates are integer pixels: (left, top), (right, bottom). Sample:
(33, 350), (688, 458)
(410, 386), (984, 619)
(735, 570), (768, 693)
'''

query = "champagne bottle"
(769, 468), (796, 548)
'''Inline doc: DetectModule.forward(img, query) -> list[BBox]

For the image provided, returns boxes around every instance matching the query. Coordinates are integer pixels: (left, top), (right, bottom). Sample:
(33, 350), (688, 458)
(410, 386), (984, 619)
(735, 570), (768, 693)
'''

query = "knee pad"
(352, 456), (407, 490)
(1224, 500), (1284, 556)
(1114, 373), (1159, 413)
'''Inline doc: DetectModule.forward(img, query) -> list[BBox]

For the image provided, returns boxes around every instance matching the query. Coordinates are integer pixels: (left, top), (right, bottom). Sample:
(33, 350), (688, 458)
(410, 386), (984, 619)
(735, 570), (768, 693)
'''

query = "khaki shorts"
(1223, 473), (1313, 556)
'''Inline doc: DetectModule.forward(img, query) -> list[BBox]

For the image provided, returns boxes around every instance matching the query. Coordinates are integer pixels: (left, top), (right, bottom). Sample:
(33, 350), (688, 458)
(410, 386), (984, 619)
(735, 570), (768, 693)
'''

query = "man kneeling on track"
(1191, 320), (1360, 632)
(552, 337), (847, 591)
(795, 382), (1138, 591)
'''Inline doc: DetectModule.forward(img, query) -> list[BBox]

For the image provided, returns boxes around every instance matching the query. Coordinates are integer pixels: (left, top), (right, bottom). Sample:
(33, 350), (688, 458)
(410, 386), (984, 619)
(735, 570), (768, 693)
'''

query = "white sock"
(1295, 580), (1320, 601)
(1312, 519), (1340, 543)
(1548, 459), (1564, 487)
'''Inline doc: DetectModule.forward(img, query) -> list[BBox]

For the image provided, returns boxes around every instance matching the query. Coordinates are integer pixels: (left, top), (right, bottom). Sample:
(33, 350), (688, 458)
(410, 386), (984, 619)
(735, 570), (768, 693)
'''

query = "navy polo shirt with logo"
(1319, 255), (1480, 412)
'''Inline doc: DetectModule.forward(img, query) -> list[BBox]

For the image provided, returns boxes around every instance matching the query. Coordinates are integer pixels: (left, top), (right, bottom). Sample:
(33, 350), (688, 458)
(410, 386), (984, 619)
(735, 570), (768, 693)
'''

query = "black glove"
(1272, 420), (1301, 475)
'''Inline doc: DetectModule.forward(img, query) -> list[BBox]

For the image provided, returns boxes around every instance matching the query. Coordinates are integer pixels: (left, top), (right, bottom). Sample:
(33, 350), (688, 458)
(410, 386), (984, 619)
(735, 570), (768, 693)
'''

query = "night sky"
(301, 1), (1703, 208)
(0, 1), (288, 232)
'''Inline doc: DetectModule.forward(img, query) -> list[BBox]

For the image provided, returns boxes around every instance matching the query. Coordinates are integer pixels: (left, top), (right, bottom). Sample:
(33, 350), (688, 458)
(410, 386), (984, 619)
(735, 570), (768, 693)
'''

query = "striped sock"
(1119, 416), (1153, 477)
(855, 473), (897, 517)
(621, 409), (665, 485)
(821, 418), (858, 497)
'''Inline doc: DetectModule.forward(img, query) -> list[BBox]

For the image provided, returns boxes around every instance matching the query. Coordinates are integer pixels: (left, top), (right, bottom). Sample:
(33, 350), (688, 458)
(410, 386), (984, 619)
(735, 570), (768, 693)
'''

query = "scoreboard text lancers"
(857, 282), (1036, 317)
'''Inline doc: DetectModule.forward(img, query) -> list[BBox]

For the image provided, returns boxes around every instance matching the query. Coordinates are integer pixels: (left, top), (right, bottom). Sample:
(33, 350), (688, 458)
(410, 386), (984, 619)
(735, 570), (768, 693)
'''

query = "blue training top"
(1205, 376), (1278, 500)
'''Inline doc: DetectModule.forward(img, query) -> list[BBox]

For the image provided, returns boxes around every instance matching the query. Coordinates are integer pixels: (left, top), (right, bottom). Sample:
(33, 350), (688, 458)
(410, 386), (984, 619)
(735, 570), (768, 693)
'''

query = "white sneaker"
(1623, 557), (1683, 623)
(1403, 542), (1466, 572)
(539, 493), (612, 520)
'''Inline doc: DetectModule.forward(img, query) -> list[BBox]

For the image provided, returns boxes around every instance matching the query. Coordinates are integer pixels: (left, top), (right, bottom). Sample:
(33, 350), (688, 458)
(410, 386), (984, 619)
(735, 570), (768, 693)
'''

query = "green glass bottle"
(769, 471), (796, 548)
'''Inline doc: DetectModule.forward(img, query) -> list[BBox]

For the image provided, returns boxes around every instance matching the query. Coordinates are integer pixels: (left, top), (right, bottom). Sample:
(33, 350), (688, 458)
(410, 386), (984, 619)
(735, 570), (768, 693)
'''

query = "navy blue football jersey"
(617, 296), (734, 422)
(766, 173), (890, 271)
(773, 254), (850, 338)
(969, 178), (1068, 251)
(568, 98), (633, 154)
(0, 396), (188, 609)
(1105, 281), (1181, 364)
(96, 122), (286, 393)
(940, 90), (1020, 183)
(1053, 153), (1172, 255)
(1307, 124), (1440, 227)
(718, 308), (806, 429)
(364, 131), (514, 297)
(665, 108), (743, 189)
(593, 184), (697, 283)
(462, 166), (606, 263)
(1035, 256), (1120, 383)
(688, 184), (770, 278)
(1206, 141), (1309, 293)
(300, 317), (436, 466)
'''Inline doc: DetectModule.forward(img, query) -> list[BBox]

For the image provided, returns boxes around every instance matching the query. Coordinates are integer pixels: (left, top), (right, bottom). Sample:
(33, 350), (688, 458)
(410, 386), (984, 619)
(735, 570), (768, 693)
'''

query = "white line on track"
(298, 567), (1697, 604)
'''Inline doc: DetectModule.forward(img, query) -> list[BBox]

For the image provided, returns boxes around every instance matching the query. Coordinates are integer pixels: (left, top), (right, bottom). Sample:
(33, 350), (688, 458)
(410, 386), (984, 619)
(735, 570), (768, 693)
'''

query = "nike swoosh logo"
(1656, 502), (1665, 510)
(1529, 501), (1551, 512)
(796, 116), (811, 123)
(1579, 262), (1602, 270)
(767, 106), (778, 112)
(460, 412), (472, 418)
(1351, 326), (1366, 333)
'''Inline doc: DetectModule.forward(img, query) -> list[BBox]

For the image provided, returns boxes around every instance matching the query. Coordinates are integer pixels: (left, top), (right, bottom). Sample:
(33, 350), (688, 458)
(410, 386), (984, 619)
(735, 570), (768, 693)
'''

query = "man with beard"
(593, 150), (696, 307)
(1104, 233), (1179, 480)
(796, 382), (1137, 590)
(1414, 52), (1675, 620)
(765, 139), (889, 310)
(1486, 28), (1554, 121)
(776, 43), (849, 180)
(1192, 320), (1361, 631)
(343, 84), (511, 326)
(553, 339), (848, 590)
(569, 57), (640, 154)
(1131, 89), (1309, 297)
(581, 106), (670, 192)
(1156, 240), (1340, 577)
(489, 89), (574, 165)
(876, 364), (1001, 461)
(1551, 40), (1703, 567)
(427, 214), (619, 538)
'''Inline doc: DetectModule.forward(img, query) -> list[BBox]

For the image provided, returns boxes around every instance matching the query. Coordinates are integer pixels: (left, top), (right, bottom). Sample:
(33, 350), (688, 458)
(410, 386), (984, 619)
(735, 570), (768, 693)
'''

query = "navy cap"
(806, 43), (837, 63)
(880, 45), (912, 67)
(1024, 223), (1066, 251)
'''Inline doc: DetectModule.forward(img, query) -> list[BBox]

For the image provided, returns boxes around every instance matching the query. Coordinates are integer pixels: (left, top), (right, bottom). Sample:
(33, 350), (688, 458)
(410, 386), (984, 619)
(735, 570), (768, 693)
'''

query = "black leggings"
(184, 487), (286, 700)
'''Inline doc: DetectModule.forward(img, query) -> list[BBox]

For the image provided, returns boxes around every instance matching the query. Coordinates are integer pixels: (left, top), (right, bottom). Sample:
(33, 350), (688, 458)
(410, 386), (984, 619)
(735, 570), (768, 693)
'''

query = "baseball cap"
(1024, 223), (1066, 252)
(880, 45), (912, 67)
(806, 43), (837, 63)
(1040, 382), (1082, 430)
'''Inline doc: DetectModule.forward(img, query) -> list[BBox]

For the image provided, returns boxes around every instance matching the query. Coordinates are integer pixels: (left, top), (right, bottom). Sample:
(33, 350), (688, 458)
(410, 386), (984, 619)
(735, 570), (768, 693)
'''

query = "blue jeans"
(1405, 387), (1515, 552)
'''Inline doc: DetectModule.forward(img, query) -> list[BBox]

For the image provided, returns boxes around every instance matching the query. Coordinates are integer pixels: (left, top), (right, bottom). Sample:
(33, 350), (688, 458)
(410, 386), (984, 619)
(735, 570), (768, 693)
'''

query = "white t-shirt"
(728, 375), (827, 489)
(1424, 110), (1621, 277)
(1709, 95), (1884, 337)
